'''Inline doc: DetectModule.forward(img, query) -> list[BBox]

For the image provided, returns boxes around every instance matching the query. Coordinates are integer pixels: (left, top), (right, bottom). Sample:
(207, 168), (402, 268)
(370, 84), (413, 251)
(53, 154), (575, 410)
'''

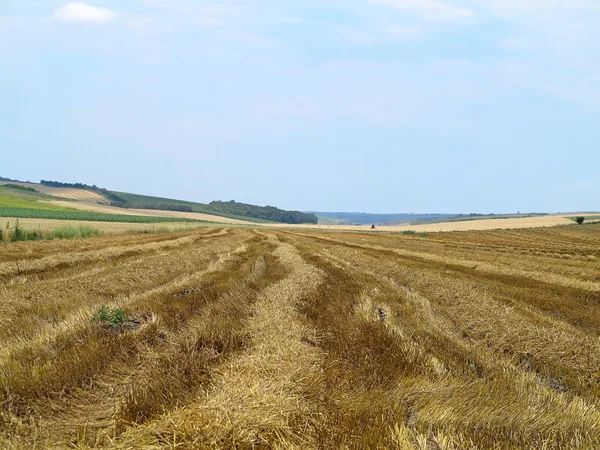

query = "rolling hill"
(0, 178), (319, 225)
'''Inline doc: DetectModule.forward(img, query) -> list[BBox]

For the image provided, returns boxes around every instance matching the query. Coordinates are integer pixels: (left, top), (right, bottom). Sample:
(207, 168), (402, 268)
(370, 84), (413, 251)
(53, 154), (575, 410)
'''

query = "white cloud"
(384, 25), (429, 39)
(372, 0), (477, 22)
(52, 3), (117, 25)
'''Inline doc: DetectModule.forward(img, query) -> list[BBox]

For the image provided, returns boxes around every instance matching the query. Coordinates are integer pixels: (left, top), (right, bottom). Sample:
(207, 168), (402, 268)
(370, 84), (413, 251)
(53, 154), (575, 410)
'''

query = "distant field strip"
(0, 181), (108, 203)
(0, 195), (72, 211)
(48, 200), (254, 224)
(0, 207), (209, 223)
(2, 224), (600, 449)
(569, 215), (600, 222)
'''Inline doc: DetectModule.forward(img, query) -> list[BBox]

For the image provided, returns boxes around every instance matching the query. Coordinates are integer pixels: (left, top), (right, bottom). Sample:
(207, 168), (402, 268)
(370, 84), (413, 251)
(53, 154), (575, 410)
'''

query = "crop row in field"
(1, 225), (599, 449)
(0, 207), (209, 224)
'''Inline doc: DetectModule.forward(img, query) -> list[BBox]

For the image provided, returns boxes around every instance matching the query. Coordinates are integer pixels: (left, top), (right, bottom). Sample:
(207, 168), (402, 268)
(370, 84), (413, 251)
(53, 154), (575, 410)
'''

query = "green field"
(0, 185), (210, 224)
(0, 185), (81, 211)
(0, 207), (208, 224)
(0, 185), (68, 204)
(0, 195), (75, 211)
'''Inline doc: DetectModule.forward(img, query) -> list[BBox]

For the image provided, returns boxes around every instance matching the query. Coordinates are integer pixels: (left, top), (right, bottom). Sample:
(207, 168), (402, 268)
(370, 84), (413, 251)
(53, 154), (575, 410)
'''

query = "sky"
(1, 1), (599, 213)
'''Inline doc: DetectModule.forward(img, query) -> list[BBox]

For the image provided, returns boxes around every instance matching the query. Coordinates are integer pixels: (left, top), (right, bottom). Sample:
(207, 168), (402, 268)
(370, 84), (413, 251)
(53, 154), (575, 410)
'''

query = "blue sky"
(1, 0), (599, 213)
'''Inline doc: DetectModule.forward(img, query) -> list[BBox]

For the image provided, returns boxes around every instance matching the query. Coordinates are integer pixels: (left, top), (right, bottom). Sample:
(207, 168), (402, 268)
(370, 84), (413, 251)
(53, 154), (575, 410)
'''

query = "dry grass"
(2, 224), (600, 449)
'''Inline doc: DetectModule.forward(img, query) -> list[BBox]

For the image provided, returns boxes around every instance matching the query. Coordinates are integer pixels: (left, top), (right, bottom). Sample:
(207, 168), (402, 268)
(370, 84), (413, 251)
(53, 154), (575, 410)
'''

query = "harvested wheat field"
(1, 224), (600, 449)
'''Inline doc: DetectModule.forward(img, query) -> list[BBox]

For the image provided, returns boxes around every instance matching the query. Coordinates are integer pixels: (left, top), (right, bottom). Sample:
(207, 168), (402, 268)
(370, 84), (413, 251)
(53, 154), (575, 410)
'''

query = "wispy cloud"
(498, 37), (533, 50)
(484, 0), (600, 11)
(371, 0), (477, 22)
(566, 181), (596, 192)
(52, 2), (117, 25)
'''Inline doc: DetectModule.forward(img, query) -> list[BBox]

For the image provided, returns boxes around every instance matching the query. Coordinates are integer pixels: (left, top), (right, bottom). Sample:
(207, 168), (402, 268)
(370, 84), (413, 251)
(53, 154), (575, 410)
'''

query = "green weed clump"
(49, 225), (102, 240)
(1, 221), (103, 242)
(400, 230), (416, 236)
(79, 225), (101, 238)
(50, 226), (78, 239)
(91, 306), (128, 326)
(25, 230), (44, 241)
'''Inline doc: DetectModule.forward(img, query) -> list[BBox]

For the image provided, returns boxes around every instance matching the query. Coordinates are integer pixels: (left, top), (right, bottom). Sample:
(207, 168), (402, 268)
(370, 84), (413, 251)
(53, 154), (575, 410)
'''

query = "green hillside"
(111, 192), (276, 223)
(0, 185), (207, 224)
(1, 178), (317, 225)
(0, 185), (73, 211)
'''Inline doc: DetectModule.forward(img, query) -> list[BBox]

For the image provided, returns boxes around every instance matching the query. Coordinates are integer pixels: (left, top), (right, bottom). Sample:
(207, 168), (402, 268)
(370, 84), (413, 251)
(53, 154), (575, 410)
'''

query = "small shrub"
(9, 219), (26, 242)
(92, 306), (128, 326)
(25, 229), (43, 241)
(0, 228), (3, 242)
(575, 216), (585, 225)
(78, 226), (101, 238)
(400, 230), (416, 236)
(2, 184), (37, 192)
(51, 226), (79, 240)
(419, 232), (429, 238)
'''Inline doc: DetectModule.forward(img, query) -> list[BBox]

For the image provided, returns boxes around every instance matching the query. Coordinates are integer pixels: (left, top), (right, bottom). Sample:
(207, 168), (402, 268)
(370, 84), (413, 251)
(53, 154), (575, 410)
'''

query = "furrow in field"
(284, 233), (600, 449)
(287, 233), (600, 401)
(0, 229), (218, 264)
(112, 234), (325, 449)
(288, 232), (600, 293)
(0, 228), (229, 280)
(4, 237), (288, 449)
(0, 233), (252, 426)
(0, 230), (242, 345)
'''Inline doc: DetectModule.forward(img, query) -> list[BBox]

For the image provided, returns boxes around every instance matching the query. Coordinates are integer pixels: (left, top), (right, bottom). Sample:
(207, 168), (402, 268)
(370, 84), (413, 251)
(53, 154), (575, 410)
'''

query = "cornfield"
(0, 208), (206, 223)
(1, 225), (600, 449)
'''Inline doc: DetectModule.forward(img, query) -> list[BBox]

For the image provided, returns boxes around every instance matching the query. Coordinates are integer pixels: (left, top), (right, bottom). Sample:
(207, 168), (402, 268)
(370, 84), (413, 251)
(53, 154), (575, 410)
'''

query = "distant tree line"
(2, 184), (37, 193)
(40, 180), (126, 203)
(110, 202), (193, 213)
(209, 200), (318, 224)
(0, 176), (20, 182)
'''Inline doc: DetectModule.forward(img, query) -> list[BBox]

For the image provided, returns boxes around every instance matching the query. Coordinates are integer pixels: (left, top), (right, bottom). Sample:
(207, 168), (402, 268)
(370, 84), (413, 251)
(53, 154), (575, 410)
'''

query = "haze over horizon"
(2, 1), (599, 214)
